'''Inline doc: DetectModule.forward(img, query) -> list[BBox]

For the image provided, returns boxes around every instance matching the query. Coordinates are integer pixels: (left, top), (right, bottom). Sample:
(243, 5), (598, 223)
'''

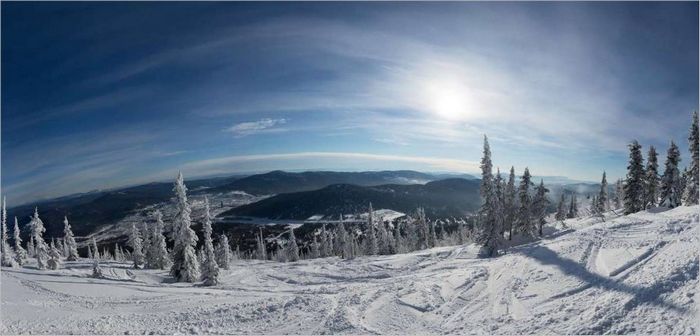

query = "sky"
(2, 2), (698, 206)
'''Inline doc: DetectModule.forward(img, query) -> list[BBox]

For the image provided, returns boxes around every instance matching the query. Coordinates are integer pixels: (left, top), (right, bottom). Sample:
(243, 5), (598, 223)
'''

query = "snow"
(2, 206), (698, 335)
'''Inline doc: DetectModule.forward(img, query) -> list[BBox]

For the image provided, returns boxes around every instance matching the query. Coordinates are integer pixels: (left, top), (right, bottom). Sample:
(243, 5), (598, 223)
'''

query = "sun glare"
(425, 79), (473, 120)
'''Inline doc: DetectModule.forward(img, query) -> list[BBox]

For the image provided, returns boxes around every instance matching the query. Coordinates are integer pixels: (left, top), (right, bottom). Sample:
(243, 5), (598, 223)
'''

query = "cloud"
(224, 118), (288, 137)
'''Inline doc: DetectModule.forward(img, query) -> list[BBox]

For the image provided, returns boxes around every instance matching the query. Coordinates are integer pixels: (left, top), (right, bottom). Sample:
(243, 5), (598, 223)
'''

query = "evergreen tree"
(142, 222), (153, 267)
(200, 197), (220, 286)
(114, 244), (124, 262)
(598, 172), (609, 212)
(365, 203), (378, 255)
(624, 140), (646, 214)
(28, 236), (35, 258)
(29, 208), (49, 269)
(62, 216), (79, 261)
(215, 234), (232, 270)
(149, 211), (171, 269)
(1, 197), (16, 267)
(659, 141), (682, 208)
(47, 240), (61, 270)
(286, 227), (300, 262)
(683, 111), (699, 205)
(92, 259), (103, 278)
(127, 223), (144, 268)
(256, 228), (267, 260)
(614, 179), (623, 209)
(531, 179), (550, 236)
(504, 166), (517, 240)
(13, 217), (27, 265)
(516, 168), (534, 237)
(493, 168), (505, 239)
(170, 172), (200, 282)
(475, 135), (500, 255)
(644, 146), (660, 209)
(91, 237), (100, 260)
(335, 217), (353, 259)
(555, 193), (567, 221)
(310, 234), (320, 258)
(567, 195), (578, 218)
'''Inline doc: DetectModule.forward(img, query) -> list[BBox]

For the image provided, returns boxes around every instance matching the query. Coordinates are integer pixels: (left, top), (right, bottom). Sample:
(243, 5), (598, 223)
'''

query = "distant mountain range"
(222, 178), (482, 220)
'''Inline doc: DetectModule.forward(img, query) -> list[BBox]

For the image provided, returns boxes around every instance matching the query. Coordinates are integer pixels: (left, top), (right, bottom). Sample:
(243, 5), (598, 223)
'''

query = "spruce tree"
(13, 217), (27, 265)
(644, 146), (659, 209)
(91, 237), (100, 260)
(29, 208), (49, 269)
(516, 168), (533, 237)
(200, 197), (219, 286)
(475, 135), (501, 255)
(659, 141), (682, 208)
(256, 228), (267, 260)
(504, 166), (517, 240)
(1, 198), (16, 267)
(127, 223), (144, 268)
(365, 203), (378, 255)
(683, 111), (699, 205)
(531, 179), (549, 236)
(170, 172), (200, 282)
(623, 140), (645, 214)
(555, 193), (567, 221)
(493, 168), (505, 238)
(215, 234), (232, 270)
(286, 227), (300, 262)
(47, 240), (61, 270)
(62, 216), (79, 261)
(567, 195), (578, 218)
(150, 211), (171, 269)
(614, 179), (623, 209)
(597, 172), (608, 212)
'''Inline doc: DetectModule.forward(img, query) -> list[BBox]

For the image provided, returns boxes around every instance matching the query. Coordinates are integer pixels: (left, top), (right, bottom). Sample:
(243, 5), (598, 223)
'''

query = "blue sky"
(2, 2), (698, 205)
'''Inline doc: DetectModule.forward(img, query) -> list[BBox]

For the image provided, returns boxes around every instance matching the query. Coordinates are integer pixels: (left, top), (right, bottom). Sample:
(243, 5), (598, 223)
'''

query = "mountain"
(209, 170), (438, 195)
(222, 178), (482, 220)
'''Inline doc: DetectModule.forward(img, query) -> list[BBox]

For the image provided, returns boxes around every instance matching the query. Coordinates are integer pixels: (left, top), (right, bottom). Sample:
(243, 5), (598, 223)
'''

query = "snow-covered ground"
(1, 206), (697, 335)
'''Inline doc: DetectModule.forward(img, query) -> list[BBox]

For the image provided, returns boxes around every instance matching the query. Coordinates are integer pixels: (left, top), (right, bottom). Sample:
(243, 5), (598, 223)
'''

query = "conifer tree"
(365, 203), (378, 255)
(170, 172), (200, 282)
(335, 217), (352, 259)
(614, 179), (623, 209)
(555, 193), (567, 221)
(200, 197), (219, 286)
(62, 216), (79, 261)
(624, 140), (646, 214)
(256, 228), (267, 260)
(286, 227), (300, 262)
(683, 111), (699, 205)
(567, 195), (578, 218)
(47, 240), (61, 270)
(127, 223), (144, 268)
(659, 141), (682, 208)
(1, 198), (16, 267)
(504, 166), (517, 240)
(215, 234), (232, 270)
(310, 234), (320, 258)
(29, 208), (48, 269)
(531, 179), (550, 236)
(516, 168), (533, 237)
(475, 135), (500, 255)
(92, 259), (103, 278)
(13, 217), (27, 265)
(149, 211), (170, 269)
(142, 222), (152, 267)
(644, 146), (660, 209)
(91, 237), (100, 260)
(598, 172), (608, 212)
(493, 168), (505, 238)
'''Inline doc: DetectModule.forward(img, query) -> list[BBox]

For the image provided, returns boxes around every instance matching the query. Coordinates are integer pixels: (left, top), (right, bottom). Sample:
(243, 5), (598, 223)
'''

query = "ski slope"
(1, 206), (697, 335)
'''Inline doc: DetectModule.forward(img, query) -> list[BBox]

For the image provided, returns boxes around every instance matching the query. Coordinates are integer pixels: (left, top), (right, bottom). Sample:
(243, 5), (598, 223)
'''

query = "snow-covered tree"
(29, 208), (48, 269)
(170, 172), (200, 282)
(365, 203), (378, 255)
(114, 243), (123, 262)
(62, 216), (79, 261)
(567, 195), (578, 219)
(142, 222), (152, 267)
(286, 227), (300, 262)
(504, 166), (517, 240)
(256, 228), (267, 260)
(531, 179), (549, 236)
(624, 140), (645, 214)
(335, 217), (353, 259)
(13, 217), (27, 265)
(474, 135), (501, 255)
(555, 194), (567, 221)
(310, 234), (320, 258)
(644, 146), (659, 209)
(516, 168), (534, 237)
(683, 111), (699, 205)
(659, 141), (682, 208)
(92, 259), (103, 278)
(1, 198), (16, 267)
(493, 168), (505, 238)
(47, 240), (61, 270)
(127, 223), (145, 269)
(91, 237), (100, 260)
(149, 211), (170, 269)
(215, 234), (232, 270)
(597, 172), (608, 212)
(614, 179), (623, 209)
(200, 197), (219, 286)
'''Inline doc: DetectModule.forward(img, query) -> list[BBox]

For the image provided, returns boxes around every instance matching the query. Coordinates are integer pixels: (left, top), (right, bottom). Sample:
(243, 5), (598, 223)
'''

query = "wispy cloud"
(224, 118), (288, 137)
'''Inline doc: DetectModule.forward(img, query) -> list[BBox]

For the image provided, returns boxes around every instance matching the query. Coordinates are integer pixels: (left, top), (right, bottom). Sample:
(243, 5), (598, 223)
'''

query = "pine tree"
(644, 146), (660, 209)
(149, 211), (170, 269)
(170, 172), (200, 282)
(598, 172), (608, 212)
(624, 140), (645, 214)
(516, 168), (534, 237)
(659, 141), (682, 208)
(286, 227), (300, 262)
(1, 198), (16, 267)
(683, 111), (699, 205)
(555, 193), (567, 221)
(29, 207), (48, 269)
(365, 203), (378, 255)
(200, 197), (219, 286)
(504, 166), (517, 240)
(531, 179), (550, 236)
(62, 216), (79, 261)
(475, 135), (500, 255)
(127, 223), (145, 268)
(13, 217), (27, 265)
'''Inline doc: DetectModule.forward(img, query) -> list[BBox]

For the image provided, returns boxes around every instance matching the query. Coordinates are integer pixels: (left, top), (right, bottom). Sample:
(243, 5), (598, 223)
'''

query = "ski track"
(1, 206), (698, 335)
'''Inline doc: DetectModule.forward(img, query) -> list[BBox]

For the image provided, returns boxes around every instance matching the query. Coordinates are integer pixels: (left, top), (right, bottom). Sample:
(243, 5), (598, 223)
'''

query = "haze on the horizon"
(2, 2), (698, 205)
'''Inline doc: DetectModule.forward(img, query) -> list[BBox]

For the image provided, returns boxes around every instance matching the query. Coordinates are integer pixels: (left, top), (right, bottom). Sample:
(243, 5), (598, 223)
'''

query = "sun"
(425, 79), (473, 120)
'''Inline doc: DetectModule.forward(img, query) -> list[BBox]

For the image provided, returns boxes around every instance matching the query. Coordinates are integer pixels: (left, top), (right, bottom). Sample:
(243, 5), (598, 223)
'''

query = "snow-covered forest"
(1, 111), (698, 334)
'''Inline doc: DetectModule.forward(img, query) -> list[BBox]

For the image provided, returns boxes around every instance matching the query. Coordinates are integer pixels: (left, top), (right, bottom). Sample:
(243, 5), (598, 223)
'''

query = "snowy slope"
(1, 206), (697, 335)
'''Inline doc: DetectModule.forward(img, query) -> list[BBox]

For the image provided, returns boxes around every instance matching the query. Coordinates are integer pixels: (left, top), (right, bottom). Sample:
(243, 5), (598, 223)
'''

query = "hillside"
(1, 206), (696, 334)
(222, 178), (482, 219)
